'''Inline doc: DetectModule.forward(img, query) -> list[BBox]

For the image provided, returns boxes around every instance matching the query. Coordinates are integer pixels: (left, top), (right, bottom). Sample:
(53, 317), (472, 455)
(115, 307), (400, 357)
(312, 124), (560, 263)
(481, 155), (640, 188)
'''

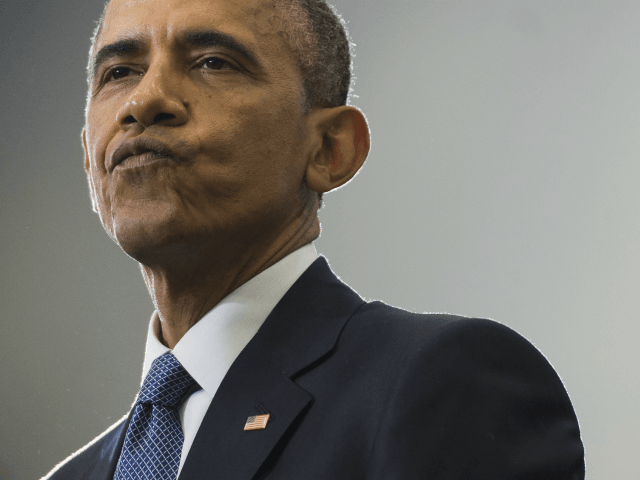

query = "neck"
(139, 212), (320, 349)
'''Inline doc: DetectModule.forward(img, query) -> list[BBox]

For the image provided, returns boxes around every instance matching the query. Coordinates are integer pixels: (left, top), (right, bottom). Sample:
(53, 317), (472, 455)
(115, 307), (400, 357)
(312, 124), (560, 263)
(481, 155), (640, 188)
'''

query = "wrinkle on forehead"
(105, 0), (273, 24)
(101, 0), (283, 46)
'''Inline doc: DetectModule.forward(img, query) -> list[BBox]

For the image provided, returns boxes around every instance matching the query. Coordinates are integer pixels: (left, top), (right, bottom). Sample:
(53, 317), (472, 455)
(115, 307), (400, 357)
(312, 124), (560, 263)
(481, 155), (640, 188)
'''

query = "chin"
(112, 207), (200, 265)
(118, 231), (203, 268)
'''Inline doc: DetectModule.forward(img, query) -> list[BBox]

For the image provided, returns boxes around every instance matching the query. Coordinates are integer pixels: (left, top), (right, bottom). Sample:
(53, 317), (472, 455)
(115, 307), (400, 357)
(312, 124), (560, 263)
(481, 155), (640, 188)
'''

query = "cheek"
(85, 119), (117, 231)
(199, 90), (303, 179)
(88, 141), (110, 201)
(187, 98), (304, 230)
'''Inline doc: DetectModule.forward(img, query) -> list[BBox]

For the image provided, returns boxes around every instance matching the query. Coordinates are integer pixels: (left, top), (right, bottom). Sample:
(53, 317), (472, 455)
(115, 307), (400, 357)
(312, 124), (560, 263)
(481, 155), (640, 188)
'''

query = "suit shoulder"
(343, 301), (570, 397)
(41, 414), (129, 480)
(344, 303), (585, 478)
(349, 300), (530, 349)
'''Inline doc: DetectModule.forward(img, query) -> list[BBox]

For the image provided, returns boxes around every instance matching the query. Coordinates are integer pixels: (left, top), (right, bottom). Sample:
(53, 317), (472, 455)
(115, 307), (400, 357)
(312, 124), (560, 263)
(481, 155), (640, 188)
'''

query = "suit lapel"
(178, 257), (365, 480)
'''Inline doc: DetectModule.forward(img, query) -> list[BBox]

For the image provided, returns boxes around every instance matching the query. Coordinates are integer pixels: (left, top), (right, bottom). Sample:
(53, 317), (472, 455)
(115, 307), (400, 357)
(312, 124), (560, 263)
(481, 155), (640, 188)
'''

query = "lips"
(109, 136), (183, 172)
(117, 151), (175, 170)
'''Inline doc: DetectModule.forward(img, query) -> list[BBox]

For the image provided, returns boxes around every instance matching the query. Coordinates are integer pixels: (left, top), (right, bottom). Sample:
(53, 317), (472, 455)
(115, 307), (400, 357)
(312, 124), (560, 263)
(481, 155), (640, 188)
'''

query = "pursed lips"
(109, 137), (185, 172)
(116, 151), (175, 170)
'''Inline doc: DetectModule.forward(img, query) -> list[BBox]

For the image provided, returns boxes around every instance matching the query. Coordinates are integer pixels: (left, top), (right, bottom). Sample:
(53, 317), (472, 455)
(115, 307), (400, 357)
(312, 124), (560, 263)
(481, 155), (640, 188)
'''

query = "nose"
(116, 64), (188, 130)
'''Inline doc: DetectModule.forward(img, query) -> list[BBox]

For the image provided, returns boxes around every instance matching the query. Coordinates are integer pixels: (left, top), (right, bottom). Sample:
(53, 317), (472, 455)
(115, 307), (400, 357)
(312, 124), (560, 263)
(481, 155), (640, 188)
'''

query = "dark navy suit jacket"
(44, 257), (585, 479)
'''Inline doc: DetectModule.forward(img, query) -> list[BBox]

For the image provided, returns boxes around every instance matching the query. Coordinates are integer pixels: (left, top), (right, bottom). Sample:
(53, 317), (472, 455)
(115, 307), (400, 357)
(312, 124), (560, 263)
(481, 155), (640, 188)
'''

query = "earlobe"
(305, 106), (371, 194)
(81, 128), (98, 213)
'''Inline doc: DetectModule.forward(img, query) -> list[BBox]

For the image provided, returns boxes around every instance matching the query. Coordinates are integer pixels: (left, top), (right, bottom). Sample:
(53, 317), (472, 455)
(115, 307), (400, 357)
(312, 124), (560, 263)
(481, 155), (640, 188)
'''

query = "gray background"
(1, 0), (638, 478)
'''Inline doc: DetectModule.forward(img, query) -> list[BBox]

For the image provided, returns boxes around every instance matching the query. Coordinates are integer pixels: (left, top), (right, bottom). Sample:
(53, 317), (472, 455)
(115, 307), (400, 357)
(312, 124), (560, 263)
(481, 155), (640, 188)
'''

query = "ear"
(82, 128), (99, 213)
(305, 106), (370, 194)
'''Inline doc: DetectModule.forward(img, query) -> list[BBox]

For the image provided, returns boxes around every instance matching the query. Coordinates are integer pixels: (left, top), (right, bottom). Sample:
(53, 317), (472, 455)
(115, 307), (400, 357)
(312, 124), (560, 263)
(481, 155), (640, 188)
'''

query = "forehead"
(99, 0), (284, 56)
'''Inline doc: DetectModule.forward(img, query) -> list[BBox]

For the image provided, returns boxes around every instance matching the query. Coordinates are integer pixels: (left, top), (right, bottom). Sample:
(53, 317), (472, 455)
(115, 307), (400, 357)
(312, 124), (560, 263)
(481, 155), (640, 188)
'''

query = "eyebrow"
(92, 29), (261, 79)
(92, 36), (144, 79)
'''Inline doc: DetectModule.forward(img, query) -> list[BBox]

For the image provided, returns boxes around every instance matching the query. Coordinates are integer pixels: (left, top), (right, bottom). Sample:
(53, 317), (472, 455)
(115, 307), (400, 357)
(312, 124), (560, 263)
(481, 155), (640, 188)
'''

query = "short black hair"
(86, 0), (355, 209)
(270, 0), (354, 110)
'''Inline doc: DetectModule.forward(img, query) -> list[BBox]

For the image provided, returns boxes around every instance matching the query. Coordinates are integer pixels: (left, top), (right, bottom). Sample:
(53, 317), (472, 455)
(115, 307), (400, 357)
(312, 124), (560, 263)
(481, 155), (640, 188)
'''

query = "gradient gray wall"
(1, 1), (637, 478)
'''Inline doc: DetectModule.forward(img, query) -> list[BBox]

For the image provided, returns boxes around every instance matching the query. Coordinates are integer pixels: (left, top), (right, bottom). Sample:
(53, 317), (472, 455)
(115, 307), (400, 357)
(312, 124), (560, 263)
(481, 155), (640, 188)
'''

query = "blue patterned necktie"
(114, 352), (197, 480)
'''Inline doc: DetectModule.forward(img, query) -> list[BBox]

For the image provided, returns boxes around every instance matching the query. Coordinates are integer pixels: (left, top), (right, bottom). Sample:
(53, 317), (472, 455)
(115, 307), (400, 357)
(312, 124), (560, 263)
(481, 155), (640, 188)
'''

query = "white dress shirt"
(138, 243), (318, 476)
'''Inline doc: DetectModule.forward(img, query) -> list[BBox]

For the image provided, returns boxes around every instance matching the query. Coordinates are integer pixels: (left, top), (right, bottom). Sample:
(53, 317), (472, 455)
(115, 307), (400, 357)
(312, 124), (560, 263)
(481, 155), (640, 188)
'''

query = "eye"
(104, 66), (141, 83)
(200, 56), (234, 71)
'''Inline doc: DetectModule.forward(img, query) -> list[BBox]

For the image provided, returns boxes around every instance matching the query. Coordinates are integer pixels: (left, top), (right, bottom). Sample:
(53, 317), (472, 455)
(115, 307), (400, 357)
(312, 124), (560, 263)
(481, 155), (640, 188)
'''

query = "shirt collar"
(141, 243), (318, 398)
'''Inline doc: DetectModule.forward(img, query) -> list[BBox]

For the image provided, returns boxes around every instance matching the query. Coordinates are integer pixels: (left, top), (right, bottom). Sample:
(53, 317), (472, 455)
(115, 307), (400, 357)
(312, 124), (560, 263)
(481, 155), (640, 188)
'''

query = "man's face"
(84, 0), (312, 262)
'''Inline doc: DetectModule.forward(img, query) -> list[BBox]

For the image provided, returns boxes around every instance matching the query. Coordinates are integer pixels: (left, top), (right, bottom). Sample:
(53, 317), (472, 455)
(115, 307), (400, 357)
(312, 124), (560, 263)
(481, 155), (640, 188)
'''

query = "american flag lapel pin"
(244, 414), (270, 431)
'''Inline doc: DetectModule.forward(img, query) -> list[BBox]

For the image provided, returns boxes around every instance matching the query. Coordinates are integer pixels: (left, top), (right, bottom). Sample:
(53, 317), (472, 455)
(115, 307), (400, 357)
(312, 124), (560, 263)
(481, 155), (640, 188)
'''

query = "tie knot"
(137, 353), (196, 408)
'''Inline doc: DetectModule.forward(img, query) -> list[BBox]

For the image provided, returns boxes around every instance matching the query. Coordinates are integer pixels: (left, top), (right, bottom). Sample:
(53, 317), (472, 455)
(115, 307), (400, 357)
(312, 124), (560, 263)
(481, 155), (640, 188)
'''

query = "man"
(44, 0), (585, 478)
